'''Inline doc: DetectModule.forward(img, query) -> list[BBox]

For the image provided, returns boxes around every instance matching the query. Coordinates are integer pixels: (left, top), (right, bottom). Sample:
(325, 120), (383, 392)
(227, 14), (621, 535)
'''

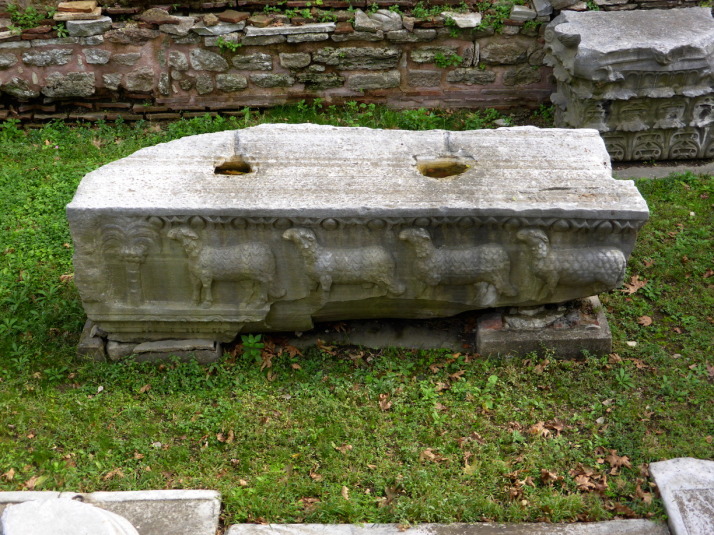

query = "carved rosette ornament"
(66, 124), (649, 343)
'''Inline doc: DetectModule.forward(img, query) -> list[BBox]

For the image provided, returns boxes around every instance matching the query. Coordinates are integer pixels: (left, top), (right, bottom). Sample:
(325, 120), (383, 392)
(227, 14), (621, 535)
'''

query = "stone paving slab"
(650, 458), (714, 535)
(0, 490), (220, 535)
(226, 520), (669, 535)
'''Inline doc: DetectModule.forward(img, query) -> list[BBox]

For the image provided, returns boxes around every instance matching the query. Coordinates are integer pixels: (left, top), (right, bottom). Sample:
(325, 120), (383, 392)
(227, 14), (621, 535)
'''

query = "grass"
(0, 108), (712, 529)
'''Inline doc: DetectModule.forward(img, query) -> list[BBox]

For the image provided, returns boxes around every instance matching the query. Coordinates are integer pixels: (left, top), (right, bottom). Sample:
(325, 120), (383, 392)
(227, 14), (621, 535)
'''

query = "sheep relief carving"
(515, 228), (627, 300)
(399, 228), (517, 306)
(282, 227), (405, 298)
(167, 227), (285, 308)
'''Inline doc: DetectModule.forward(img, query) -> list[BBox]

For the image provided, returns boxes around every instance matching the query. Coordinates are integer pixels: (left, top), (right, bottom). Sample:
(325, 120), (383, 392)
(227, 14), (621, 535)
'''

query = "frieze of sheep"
(282, 227), (405, 296)
(398, 227), (517, 300)
(516, 228), (627, 300)
(167, 227), (285, 308)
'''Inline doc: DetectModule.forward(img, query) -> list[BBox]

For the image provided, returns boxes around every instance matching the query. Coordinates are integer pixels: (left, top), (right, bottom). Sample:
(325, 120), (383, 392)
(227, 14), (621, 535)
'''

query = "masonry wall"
(0, 16), (552, 123)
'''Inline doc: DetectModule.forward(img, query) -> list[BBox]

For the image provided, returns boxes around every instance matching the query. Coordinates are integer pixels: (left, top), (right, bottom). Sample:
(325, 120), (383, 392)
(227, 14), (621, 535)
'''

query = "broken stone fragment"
(53, 7), (102, 21)
(441, 11), (482, 29)
(218, 10), (250, 24)
(66, 16), (112, 36)
(57, 0), (97, 13)
(137, 8), (180, 25)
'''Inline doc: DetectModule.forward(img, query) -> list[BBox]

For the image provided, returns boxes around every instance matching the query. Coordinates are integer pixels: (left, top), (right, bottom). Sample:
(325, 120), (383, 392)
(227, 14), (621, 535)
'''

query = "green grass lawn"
(0, 108), (712, 528)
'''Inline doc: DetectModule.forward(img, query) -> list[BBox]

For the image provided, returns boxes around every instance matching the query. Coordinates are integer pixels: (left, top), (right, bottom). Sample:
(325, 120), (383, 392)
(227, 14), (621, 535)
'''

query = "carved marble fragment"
(67, 124), (649, 346)
(544, 8), (714, 161)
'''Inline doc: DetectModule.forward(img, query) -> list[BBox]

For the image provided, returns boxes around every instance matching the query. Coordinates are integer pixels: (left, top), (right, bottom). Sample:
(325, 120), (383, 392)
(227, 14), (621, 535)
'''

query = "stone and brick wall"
(0, 6), (553, 122)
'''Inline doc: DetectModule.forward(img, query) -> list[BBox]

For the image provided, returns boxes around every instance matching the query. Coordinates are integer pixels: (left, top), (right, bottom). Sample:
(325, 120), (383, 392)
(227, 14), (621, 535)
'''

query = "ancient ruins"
(67, 124), (649, 358)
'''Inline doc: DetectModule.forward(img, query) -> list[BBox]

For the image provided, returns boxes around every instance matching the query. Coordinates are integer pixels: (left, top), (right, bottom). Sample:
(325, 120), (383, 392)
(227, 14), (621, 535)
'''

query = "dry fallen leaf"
(637, 316), (653, 327)
(379, 393), (392, 412)
(605, 449), (632, 474)
(341, 486), (350, 500)
(528, 421), (550, 438)
(419, 448), (447, 463)
(621, 275), (647, 295)
(102, 468), (124, 481)
(2, 468), (15, 481)
(334, 443), (353, 455)
(138, 384), (151, 394)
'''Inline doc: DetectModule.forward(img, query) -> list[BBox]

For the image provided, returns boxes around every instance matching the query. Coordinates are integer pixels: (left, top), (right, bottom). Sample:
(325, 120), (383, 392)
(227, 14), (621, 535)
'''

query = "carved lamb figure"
(167, 227), (285, 307)
(398, 227), (517, 300)
(282, 227), (405, 296)
(515, 228), (627, 300)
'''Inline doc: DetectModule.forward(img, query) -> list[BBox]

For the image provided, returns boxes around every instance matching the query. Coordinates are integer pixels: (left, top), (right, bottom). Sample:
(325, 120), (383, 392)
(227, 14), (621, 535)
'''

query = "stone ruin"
(67, 124), (649, 359)
(544, 7), (714, 161)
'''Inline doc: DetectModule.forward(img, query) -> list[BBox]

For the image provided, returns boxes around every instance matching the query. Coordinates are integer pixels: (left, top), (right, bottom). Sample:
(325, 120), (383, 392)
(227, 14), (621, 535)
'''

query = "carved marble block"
(67, 124), (649, 344)
(544, 8), (714, 161)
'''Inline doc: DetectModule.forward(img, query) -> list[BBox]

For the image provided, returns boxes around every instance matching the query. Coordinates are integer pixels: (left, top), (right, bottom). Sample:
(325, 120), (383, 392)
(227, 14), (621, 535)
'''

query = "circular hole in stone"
(417, 159), (470, 179)
(215, 156), (252, 175)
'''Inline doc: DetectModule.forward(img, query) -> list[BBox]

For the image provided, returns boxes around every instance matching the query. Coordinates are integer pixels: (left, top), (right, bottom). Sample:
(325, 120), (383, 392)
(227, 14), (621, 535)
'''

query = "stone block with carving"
(544, 8), (714, 161)
(67, 124), (648, 348)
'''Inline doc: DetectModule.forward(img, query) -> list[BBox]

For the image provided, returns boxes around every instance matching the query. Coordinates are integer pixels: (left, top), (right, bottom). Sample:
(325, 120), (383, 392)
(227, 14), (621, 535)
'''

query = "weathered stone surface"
(218, 10), (250, 24)
(66, 16), (112, 37)
(481, 41), (529, 65)
(368, 10), (402, 32)
(58, 0), (97, 13)
(241, 34), (286, 46)
(650, 458), (714, 535)
(476, 296), (612, 357)
(0, 499), (139, 535)
(503, 65), (542, 86)
(533, 0), (553, 17)
(27, 37), (79, 46)
(191, 21), (245, 35)
(158, 72), (170, 95)
(67, 125), (648, 341)
(279, 52), (311, 69)
(113, 52), (142, 66)
(0, 490), (221, 535)
(510, 5), (537, 21)
(77, 320), (106, 361)
(544, 8), (714, 86)
(545, 8), (714, 161)
(107, 340), (136, 360)
(102, 73), (122, 90)
(287, 33), (329, 43)
(347, 70), (400, 90)
(0, 41), (30, 50)
(204, 33), (240, 47)
(408, 69), (441, 87)
(331, 30), (384, 43)
(0, 52), (17, 68)
(231, 52), (272, 70)
(53, 7), (102, 22)
(168, 50), (189, 70)
(313, 46), (400, 70)
(190, 48), (229, 71)
(137, 8), (179, 25)
(410, 45), (462, 64)
(353, 9), (380, 33)
(131, 340), (221, 362)
(446, 68), (496, 85)
(245, 22), (335, 37)
(22, 48), (73, 66)
(105, 27), (159, 45)
(42, 72), (95, 97)
(80, 35), (104, 45)
(216, 73), (248, 91)
(195, 73), (214, 94)
(226, 521), (669, 535)
(159, 16), (196, 36)
(385, 29), (436, 43)
(296, 72), (344, 89)
(250, 73), (294, 88)
(124, 67), (154, 92)
(83, 48), (111, 64)
(441, 12), (482, 28)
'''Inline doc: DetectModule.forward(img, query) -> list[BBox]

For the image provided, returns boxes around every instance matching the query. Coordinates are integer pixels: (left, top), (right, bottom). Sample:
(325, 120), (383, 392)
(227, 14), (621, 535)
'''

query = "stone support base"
(475, 296), (611, 357)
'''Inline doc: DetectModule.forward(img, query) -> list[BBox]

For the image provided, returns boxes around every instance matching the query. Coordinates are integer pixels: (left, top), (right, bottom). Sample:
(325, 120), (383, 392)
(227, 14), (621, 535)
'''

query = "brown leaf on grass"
(239, 479), (248, 486)
(533, 359), (550, 375)
(2, 468), (15, 481)
(282, 345), (303, 358)
(379, 485), (403, 508)
(419, 448), (447, 463)
(138, 384), (151, 394)
(545, 420), (566, 436)
(704, 269), (714, 278)
(621, 275), (647, 295)
(643, 258), (655, 268)
(450, 370), (466, 381)
(298, 497), (320, 511)
(607, 502), (638, 518)
(434, 382), (450, 392)
(341, 486), (350, 500)
(608, 353), (623, 364)
(133, 452), (144, 460)
(706, 364), (714, 379)
(635, 481), (653, 504)
(316, 340), (336, 355)
(705, 436), (713, 444)
(309, 467), (323, 482)
(637, 316), (653, 327)
(570, 464), (608, 493)
(528, 421), (550, 438)
(102, 468), (124, 481)
(59, 273), (74, 283)
(435, 402), (448, 412)
(23, 475), (47, 490)
(334, 443), (353, 455)
(291, 363), (302, 370)
(605, 450), (632, 473)
(541, 469), (563, 485)
(379, 393), (392, 411)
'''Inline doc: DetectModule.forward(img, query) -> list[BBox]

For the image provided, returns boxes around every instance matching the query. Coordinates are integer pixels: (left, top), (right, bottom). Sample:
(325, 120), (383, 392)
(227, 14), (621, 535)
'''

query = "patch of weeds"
(433, 52), (464, 68)
(216, 36), (242, 53)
